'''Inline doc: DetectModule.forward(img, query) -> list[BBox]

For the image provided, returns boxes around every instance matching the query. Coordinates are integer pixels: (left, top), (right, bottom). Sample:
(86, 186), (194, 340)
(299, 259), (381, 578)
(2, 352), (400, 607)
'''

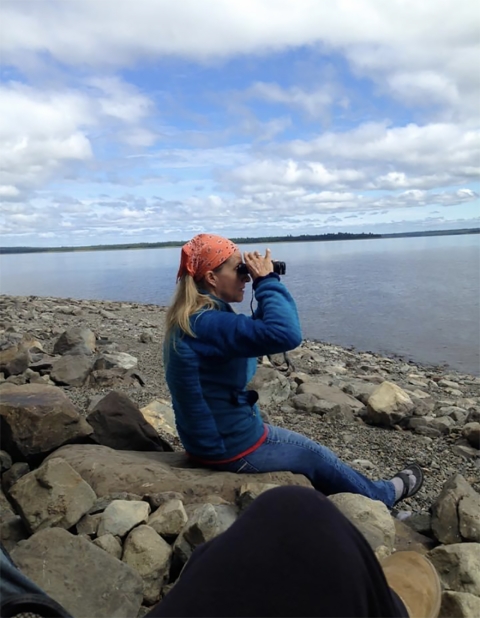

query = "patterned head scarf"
(176, 234), (238, 282)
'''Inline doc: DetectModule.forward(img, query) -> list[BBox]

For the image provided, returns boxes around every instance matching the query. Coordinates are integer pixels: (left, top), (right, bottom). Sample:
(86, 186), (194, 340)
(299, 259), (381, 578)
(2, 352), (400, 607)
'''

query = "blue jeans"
(213, 424), (396, 507)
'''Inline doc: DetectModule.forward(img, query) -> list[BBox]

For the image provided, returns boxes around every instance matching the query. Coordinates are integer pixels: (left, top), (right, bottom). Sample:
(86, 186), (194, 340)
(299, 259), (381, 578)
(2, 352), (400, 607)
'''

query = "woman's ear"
(203, 270), (217, 289)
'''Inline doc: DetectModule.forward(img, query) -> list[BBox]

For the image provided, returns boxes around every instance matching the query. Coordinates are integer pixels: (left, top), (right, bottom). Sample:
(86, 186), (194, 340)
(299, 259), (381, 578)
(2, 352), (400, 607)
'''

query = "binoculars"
(237, 261), (286, 276)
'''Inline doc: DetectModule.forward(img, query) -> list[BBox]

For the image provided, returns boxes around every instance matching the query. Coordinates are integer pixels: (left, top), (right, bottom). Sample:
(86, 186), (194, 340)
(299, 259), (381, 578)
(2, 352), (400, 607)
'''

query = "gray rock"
(148, 499), (188, 538)
(97, 499), (151, 538)
(9, 458), (97, 533)
(53, 327), (96, 356)
(88, 491), (144, 514)
(438, 379), (461, 389)
(123, 525), (172, 605)
(462, 422), (480, 449)
(431, 474), (477, 544)
(0, 514), (29, 551)
(0, 449), (12, 472)
(1, 462), (30, 492)
(290, 392), (318, 412)
(365, 381), (414, 426)
(466, 408), (480, 424)
(452, 443), (480, 460)
(437, 406), (468, 424)
(94, 352), (138, 371)
(329, 493), (396, 553)
(93, 533), (122, 559)
(248, 366), (291, 406)
(183, 503), (237, 548)
(0, 343), (30, 377)
(140, 399), (178, 440)
(297, 382), (363, 411)
(440, 591), (480, 618)
(0, 486), (15, 521)
(429, 543), (480, 595)
(341, 379), (377, 405)
(11, 527), (143, 617)
(50, 354), (94, 387)
(76, 512), (102, 536)
(404, 512), (432, 536)
(0, 384), (93, 460)
(429, 415), (456, 434)
(458, 492), (480, 542)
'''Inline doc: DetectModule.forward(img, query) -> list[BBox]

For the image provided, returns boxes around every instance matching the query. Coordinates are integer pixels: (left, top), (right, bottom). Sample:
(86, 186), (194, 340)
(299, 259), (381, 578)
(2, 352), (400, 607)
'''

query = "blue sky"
(0, 0), (479, 246)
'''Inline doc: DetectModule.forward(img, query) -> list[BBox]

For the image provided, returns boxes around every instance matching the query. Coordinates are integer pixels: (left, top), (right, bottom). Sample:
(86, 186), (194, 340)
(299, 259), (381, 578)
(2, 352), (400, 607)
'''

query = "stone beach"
(1, 293), (479, 617)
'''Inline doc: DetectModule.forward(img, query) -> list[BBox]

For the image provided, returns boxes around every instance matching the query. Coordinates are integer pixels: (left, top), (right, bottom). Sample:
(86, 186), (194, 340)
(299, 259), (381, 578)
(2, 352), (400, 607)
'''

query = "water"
(1, 235), (479, 375)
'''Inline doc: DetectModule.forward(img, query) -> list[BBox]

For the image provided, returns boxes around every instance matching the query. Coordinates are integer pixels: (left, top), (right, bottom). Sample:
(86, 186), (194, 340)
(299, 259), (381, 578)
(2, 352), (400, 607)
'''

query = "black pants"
(148, 486), (408, 618)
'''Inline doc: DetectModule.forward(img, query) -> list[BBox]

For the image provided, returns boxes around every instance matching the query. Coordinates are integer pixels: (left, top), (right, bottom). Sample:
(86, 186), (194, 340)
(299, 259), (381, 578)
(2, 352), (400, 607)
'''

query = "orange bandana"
(176, 234), (238, 282)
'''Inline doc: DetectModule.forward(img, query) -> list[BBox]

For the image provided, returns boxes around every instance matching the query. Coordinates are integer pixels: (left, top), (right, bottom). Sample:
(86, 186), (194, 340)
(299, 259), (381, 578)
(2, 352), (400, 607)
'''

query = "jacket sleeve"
(191, 276), (302, 358)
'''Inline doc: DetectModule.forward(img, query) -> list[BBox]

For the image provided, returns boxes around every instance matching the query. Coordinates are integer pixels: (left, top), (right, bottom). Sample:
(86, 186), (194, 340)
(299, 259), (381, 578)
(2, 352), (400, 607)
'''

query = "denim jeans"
(213, 424), (396, 507)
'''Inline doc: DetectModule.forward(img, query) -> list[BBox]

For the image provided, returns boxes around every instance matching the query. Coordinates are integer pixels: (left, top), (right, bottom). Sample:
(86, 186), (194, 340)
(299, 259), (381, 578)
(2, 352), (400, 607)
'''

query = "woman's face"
(204, 249), (251, 303)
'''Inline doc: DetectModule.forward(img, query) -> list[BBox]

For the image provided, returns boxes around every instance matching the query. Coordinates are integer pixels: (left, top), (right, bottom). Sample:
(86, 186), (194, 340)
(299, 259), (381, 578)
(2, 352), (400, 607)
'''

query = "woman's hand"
(243, 248), (274, 280)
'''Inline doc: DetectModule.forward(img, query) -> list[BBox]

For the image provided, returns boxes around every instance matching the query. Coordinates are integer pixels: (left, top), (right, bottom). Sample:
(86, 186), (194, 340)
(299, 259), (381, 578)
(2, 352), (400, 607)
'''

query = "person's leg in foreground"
(148, 486), (440, 618)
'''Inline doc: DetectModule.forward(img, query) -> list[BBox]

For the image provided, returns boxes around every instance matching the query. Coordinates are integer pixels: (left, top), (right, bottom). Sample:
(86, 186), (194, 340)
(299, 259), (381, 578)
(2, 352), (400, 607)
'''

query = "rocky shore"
(1, 294), (479, 617)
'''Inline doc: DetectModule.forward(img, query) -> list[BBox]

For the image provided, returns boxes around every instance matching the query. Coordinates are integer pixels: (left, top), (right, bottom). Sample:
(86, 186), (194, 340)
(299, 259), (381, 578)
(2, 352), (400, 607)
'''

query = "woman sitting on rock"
(164, 233), (423, 508)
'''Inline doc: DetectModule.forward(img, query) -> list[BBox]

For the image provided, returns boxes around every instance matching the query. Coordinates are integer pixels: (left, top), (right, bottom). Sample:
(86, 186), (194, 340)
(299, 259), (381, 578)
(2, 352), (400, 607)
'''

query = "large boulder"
(11, 527), (143, 618)
(431, 475), (479, 544)
(428, 543), (480, 596)
(329, 493), (396, 554)
(0, 343), (29, 377)
(9, 458), (97, 533)
(47, 444), (312, 504)
(440, 591), (480, 618)
(0, 384), (93, 461)
(53, 327), (96, 356)
(86, 391), (173, 452)
(50, 354), (95, 387)
(364, 381), (414, 426)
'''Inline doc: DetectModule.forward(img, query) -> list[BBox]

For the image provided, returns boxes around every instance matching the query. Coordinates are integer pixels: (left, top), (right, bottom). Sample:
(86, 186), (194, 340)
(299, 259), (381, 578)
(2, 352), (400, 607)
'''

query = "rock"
(438, 379), (461, 389)
(2, 462), (30, 493)
(296, 382), (363, 411)
(429, 543), (480, 595)
(466, 408), (480, 424)
(0, 449), (12, 472)
(53, 327), (96, 356)
(94, 352), (138, 371)
(0, 384), (93, 461)
(352, 459), (376, 471)
(458, 492), (480, 542)
(144, 491), (184, 510)
(93, 533), (122, 559)
(364, 381), (414, 426)
(290, 392), (319, 412)
(237, 482), (280, 510)
(440, 591), (480, 618)
(0, 514), (29, 551)
(0, 343), (29, 377)
(183, 503), (237, 548)
(97, 499), (151, 538)
(88, 491), (144, 514)
(76, 512), (102, 536)
(140, 332), (154, 343)
(123, 525), (172, 605)
(248, 366), (291, 406)
(11, 527), (143, 617)
(452, 443), (480, 460)
(393, 519), (436, 554)
(341, 379), (377, 405)
(404, 512), (432, 537)
(431, 475), (478, 544)
(148, 499), (188, 538)
(9, 458), (97, 533)
(0, 486), (15, 520)
(462, 422), (480, 449)
(430, 415), (456, 434)
(141, 399), (178, 439)
(437, 406), (468, 424)
(329, 493), (396, 553)
(50, 444), (312, 504)
(87, 391), (173, 452)
(50, 354), (95, 387)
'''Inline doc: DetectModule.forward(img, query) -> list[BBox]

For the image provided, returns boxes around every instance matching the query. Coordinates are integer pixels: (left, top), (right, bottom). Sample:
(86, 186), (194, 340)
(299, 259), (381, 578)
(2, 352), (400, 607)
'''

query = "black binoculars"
(237, 261), (286, 276)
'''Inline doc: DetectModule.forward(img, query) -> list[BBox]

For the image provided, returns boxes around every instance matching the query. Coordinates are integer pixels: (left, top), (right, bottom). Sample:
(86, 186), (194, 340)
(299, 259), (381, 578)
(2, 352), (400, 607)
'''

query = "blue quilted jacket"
(164, 274), (302, 460)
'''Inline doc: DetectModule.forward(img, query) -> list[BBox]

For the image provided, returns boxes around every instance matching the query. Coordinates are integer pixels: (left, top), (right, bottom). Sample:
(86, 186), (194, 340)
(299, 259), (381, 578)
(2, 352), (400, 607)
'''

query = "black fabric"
(148, 486), (408, 618)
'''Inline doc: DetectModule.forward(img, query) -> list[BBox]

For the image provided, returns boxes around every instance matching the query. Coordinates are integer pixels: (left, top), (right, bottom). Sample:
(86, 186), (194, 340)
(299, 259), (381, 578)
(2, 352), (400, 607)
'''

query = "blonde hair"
(165, 274), (219, 345)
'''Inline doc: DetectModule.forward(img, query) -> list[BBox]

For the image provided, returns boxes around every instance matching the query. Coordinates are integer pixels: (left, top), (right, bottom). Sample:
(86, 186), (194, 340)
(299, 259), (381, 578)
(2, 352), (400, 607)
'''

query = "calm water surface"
(1, 235), (479, 375)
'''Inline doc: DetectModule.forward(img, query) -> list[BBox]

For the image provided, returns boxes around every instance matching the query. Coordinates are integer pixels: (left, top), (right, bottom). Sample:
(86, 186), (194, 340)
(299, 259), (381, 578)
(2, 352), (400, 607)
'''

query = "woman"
(164, 233), (423, 508)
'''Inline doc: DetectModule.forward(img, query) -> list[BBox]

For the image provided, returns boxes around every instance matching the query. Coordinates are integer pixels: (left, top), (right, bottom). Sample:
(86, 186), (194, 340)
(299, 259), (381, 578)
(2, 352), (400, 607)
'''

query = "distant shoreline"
(1, 227), (478, 255)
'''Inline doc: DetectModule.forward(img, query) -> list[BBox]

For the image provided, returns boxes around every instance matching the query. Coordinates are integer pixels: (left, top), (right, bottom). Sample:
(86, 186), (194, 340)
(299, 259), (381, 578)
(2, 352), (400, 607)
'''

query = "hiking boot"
(381, 551), (441, 618)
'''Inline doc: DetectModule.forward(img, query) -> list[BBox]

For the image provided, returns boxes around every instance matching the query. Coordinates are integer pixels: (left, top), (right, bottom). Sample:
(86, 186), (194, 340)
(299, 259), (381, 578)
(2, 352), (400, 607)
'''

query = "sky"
(0, 0), (479, 247)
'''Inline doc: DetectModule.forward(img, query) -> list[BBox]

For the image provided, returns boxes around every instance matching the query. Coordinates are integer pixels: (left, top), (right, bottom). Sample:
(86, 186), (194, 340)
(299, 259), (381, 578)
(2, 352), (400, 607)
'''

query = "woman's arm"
(191, 276), (302, 358)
